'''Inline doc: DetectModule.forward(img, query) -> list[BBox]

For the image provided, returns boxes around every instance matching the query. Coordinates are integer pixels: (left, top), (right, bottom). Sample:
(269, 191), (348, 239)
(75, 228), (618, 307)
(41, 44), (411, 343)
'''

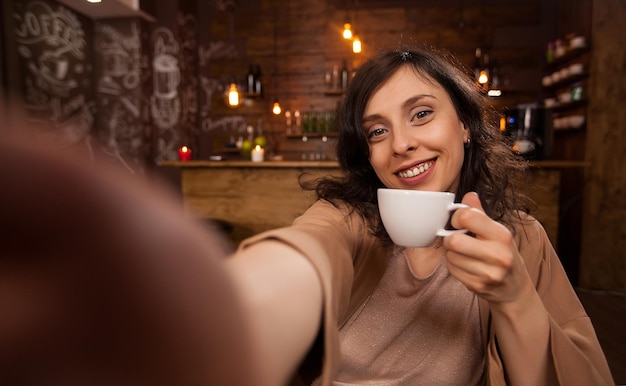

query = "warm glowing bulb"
(478, 70), (488, 85)
(272, 101), (282, 115)
(352, 35), (362, 53)
(228, 83), (240, 106)
(342, 23), (353, 39)
(87, 0), (102, 3)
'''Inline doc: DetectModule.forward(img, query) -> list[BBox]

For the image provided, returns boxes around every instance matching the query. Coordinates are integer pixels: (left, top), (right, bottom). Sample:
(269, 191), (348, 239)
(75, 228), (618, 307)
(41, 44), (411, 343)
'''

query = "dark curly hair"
(302, 47), (533, 241)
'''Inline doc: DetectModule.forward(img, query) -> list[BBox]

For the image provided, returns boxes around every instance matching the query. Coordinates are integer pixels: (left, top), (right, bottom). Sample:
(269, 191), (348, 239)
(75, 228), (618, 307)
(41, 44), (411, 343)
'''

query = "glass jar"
(571, 82), (584, 101)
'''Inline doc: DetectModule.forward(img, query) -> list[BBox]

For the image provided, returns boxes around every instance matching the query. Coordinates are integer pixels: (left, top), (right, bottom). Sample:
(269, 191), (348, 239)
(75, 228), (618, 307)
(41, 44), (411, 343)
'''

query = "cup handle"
(436, 203), (469, 237)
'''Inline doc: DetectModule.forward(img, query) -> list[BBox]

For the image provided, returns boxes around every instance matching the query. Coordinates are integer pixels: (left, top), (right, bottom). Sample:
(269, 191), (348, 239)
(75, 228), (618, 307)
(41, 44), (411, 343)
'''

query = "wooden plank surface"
(181, 165), (342, 245)
(526, 167), (560, 248)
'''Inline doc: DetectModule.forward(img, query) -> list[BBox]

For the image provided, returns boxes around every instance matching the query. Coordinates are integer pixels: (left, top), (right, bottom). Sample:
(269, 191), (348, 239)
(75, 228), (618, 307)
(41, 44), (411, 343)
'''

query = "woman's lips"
(397, 160), (434, 178)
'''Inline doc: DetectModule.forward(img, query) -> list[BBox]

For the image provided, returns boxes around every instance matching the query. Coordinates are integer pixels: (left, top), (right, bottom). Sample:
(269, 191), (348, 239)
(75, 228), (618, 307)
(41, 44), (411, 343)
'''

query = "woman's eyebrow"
(402, 94), (436, 109)
(362, 113), (384, 124)
(362, 94), (437, 123)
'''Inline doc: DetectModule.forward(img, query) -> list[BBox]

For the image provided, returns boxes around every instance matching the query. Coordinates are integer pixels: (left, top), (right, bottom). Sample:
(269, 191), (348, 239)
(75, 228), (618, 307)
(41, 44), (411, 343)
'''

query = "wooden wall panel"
(580, 0), (626, 292)
(200, 0), (556, 162)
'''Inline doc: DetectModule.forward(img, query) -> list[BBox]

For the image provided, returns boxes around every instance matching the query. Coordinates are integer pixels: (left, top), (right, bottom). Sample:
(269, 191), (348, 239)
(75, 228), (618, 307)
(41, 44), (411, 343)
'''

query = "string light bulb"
(478, 70), (489, 85)
(272, 100), (282, 115)
(352, 35), (362, 53)
(227, 83), (241, 107)
(342, 23), (353, 39)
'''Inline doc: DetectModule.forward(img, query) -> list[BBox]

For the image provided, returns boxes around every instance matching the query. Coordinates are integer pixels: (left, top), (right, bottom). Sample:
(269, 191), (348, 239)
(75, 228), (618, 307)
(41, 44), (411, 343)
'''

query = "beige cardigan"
(239, 200), (614, 385)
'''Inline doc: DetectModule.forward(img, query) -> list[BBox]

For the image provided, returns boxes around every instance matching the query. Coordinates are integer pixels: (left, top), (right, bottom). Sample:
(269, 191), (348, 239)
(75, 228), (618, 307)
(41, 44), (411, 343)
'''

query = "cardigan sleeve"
(237, 200), (375, 386)
(499, 216), (615, 385)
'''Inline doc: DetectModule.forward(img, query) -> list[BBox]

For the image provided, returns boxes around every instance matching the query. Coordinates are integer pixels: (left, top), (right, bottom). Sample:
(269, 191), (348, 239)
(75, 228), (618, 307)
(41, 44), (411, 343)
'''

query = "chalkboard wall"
(93, 18), (151, 172)
(1, 0), (201, 170)
(10, 0), (95, 146)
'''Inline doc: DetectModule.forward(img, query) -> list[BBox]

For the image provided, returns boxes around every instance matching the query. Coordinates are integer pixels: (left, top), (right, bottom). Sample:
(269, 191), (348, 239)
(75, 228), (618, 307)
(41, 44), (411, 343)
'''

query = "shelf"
(285, 132), (338, 139)
(219, 147), (242, 153)
(546, 99), (587, 112)
(553, 126), (585, 132)
(323, 90), (345, 96)
(56, 0), (156, 21)
(542, 73), (588, 90)
(546, 46), (590, 69)
(243, 92), (263, 99)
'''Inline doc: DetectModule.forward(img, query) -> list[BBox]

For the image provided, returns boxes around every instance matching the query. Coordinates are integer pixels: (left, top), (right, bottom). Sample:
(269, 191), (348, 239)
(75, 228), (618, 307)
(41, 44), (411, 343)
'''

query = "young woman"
(227, 48), (613, 385)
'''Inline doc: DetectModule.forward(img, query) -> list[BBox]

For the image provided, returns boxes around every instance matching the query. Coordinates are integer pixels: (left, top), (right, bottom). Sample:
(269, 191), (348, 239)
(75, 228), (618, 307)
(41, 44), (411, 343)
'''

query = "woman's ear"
(460, 121), (470, 143)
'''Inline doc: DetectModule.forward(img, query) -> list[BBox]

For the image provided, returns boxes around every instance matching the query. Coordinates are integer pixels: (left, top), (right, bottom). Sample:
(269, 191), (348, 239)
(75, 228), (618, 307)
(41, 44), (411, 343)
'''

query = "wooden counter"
(161, 160), (342, 246)
(161, 160), (588, 248)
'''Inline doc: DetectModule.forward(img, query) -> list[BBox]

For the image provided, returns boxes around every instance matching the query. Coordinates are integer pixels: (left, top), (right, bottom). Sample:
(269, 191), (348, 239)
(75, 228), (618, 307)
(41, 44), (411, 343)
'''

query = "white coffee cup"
(378, 189), (469, 247)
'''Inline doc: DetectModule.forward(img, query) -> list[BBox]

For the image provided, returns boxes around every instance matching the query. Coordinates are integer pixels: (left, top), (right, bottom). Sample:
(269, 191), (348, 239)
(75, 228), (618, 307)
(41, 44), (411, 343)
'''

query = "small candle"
(178, 146), (192, 161)
(251, 145), (264, 162)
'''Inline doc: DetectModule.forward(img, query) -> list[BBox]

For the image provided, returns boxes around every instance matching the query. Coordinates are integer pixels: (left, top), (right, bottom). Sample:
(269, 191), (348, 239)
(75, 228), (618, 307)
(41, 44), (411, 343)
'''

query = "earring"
(464, 137), (471, 147)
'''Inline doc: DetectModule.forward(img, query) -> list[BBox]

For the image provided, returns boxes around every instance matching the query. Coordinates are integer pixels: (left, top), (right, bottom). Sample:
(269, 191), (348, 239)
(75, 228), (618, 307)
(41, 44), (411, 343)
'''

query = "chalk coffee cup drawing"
(377, 189), (468, 247)
(153, 54), (180, 99)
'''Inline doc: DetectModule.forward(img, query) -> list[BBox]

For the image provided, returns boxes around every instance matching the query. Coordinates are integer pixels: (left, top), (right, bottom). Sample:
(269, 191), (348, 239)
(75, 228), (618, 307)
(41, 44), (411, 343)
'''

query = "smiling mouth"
(398, 160), (434, 178)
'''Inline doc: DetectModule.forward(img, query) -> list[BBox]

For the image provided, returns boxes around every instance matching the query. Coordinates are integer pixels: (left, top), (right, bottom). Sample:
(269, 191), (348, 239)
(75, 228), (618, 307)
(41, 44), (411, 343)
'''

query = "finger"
(451, 206), (502, 241)
(445, 244), (516, 298)
(445, 235), (513, 276)
(461, 191), (483, 211)
(450, 192), (484, 233)
(451, 193), (510, 243)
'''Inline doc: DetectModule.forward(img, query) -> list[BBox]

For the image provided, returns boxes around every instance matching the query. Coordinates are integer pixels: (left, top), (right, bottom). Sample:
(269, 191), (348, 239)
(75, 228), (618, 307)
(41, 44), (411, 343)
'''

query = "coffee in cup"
(377, 189), (468, 247)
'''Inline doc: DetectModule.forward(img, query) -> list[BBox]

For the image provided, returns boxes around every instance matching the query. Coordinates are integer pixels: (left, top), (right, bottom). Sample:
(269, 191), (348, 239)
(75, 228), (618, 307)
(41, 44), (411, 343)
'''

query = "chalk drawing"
(13, 1), (92, 144)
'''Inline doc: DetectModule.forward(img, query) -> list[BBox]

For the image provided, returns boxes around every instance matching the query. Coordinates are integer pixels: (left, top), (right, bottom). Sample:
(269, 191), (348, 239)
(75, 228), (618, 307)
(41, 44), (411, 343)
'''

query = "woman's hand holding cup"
(443, 192), (534, 306)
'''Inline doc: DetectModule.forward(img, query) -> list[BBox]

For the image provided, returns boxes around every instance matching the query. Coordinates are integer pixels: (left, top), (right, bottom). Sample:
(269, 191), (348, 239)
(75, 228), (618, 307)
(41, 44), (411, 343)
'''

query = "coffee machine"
(502, 103), (551, 160)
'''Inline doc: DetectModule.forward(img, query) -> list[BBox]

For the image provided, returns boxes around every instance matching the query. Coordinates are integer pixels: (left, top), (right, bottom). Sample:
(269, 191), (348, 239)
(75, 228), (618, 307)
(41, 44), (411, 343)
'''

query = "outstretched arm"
(225, 240), (323, 386)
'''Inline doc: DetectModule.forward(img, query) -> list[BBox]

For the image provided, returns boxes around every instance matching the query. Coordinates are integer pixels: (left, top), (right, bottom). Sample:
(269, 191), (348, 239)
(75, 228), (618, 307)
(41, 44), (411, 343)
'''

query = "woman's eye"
(412, 110), (432, 121)
(368, 127), (386, 139)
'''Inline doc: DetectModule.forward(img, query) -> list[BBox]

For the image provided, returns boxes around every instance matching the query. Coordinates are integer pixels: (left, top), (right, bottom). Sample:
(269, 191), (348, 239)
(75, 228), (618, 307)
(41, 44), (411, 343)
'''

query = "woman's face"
(363, 65), (469, 193)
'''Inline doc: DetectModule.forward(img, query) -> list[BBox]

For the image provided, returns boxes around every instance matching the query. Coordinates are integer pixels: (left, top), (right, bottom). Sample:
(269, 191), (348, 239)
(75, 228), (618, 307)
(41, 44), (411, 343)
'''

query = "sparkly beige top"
(333, 246), (484, 385)
(239, 200), (614, 386)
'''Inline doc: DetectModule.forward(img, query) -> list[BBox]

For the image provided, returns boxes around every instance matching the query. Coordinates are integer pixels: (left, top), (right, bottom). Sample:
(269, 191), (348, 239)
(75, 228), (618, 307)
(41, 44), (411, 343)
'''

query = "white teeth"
(398, 161), (432, 178)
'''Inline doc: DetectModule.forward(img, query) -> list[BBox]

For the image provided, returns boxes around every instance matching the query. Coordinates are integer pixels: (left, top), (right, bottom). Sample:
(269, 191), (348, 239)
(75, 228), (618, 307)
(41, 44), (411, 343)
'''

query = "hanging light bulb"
(478, 70), (489, 85)
(227, 83), (241, 107)
(272, 100), (282, 115)
(352, 35), (362, 53)
(342, 22), (353, 39)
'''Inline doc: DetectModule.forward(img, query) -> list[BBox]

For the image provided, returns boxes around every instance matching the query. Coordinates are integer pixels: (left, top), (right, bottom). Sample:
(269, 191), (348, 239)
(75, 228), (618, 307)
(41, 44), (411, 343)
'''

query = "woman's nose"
(391, 126), (418, 155)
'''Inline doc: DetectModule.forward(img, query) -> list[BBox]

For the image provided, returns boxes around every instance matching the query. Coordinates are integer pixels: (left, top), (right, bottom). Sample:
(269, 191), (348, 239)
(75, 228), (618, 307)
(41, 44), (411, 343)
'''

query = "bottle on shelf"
(571, 82), (584, 102)
(490, 58), (500, 89)
(546, 42), (555, 63)
(285, 110), (293, 135)
(474, 48), (482, 83)
(324, 70), (332, 89)
(247, 65), (255, 94)
(332, 64), (340, 90)
(311, 112), (318, 133)
(555, 39), (565, 57)
(294, 110), (302, 134)
(254, 65), (263, 96)
(341, 59), (349, 91)
(302, 111), (310, 133)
